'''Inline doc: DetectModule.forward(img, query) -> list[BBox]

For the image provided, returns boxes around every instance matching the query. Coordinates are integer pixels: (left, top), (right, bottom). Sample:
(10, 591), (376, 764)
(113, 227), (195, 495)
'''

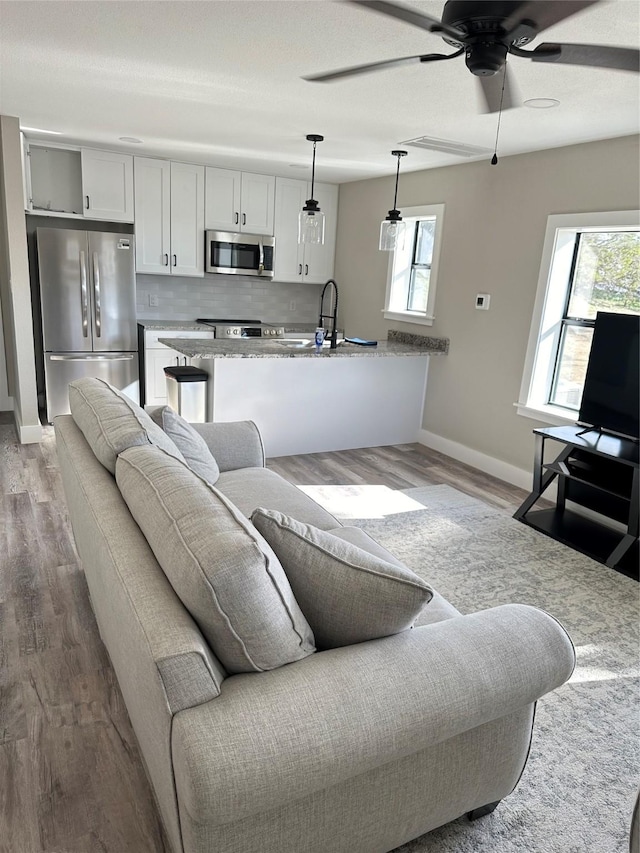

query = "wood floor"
(0, 420), (530, 852)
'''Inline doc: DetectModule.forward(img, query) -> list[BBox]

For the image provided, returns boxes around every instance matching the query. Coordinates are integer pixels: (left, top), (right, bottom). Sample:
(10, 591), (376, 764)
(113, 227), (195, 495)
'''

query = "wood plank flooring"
(0, 420), (530, 852)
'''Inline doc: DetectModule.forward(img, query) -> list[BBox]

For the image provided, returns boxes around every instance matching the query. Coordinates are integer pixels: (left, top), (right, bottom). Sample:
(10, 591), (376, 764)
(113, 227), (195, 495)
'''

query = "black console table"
(514, 425), (639, 579)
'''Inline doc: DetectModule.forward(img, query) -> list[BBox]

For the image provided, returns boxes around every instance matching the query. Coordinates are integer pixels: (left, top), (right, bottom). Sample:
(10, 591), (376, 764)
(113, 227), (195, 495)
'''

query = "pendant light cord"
(392, 152), (401, 209)
(310, 140), (317, 196)
(491, 60), (508, 166)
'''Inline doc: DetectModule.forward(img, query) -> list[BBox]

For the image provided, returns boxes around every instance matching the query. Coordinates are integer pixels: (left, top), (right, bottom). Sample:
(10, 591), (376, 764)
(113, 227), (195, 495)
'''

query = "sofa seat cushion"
(251, 509), (433, 650)
(149, 406), (220, 485)
(116, 445), (316, 673)
(216, 468), (341, 530)
(69, 377), (183, 474)
(327, 526), (461, 626)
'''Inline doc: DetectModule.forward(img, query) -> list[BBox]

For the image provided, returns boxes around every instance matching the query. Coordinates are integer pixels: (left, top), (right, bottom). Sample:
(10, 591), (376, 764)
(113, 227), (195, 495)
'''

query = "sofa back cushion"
(69, 377), (183, 474)
(149, 405), (220, 485)
(115, 445), (316, 673)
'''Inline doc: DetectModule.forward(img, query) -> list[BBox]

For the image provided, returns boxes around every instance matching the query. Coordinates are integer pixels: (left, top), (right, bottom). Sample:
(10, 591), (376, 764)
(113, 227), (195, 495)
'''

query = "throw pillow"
(116, 445), (316, 673)
(69, 377), (184, 474)
(251, 508), (433, 649)
(149, 405), (220, 485)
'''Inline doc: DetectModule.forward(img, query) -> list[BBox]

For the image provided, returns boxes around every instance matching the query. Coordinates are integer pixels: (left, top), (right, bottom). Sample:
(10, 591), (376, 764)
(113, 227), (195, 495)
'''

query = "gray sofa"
(54, 378), (576, 853)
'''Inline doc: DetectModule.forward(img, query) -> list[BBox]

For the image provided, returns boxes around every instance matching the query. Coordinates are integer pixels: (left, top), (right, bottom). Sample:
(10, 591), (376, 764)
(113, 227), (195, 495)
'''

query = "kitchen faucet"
(319, 279), (339, 349)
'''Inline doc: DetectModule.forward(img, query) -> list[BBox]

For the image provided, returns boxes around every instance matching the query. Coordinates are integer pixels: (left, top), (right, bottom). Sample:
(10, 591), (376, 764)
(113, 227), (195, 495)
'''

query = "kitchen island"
(160, 330), (448, 457)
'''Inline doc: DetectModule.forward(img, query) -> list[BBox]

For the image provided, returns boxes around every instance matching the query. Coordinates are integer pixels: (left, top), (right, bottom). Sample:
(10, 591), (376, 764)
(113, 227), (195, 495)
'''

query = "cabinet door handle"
(242, 213), (246, 226)
(164, 253), (169, 266)
(172, 254), (177, 267)
(298, 264), (302, 276)
(305, 264), (308, 275)
(235, 212), (239, 225)
(85, 195), (90, 210)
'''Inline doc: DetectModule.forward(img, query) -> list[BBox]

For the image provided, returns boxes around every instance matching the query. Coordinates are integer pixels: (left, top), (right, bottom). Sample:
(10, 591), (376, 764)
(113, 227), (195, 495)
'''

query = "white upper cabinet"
(273, 178), (338, 284)
(134, 157), (171, 274)
(205, 167), (275, 235)
(134, 157), (205, 277)
(170, 161), (205, 277)
(81, 149), (134, 222)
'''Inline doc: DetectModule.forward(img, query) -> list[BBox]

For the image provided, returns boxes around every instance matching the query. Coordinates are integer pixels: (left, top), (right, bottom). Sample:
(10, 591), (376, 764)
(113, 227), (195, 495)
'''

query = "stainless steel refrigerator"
(37, 227), (139, 421)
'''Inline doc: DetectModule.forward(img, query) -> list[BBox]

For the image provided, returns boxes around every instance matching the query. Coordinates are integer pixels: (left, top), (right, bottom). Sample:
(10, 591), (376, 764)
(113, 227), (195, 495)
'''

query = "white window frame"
(517, 209), (640, 425)
(383, 203), (445, 325)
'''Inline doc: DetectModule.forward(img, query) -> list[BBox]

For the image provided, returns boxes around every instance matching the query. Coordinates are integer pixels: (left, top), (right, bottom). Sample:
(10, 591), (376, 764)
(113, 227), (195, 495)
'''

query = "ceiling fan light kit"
(299, 134), (326, 245)
(379, 149), (408, 251)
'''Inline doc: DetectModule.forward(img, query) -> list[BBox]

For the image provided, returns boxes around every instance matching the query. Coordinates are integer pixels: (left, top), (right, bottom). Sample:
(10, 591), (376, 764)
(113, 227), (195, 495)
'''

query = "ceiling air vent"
(400, 136), (492, 158)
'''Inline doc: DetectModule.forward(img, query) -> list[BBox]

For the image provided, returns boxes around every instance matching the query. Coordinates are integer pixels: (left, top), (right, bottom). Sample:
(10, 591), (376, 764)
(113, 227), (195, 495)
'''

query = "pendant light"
(379, 150), (408, 251)
(299, 134), (325, 245)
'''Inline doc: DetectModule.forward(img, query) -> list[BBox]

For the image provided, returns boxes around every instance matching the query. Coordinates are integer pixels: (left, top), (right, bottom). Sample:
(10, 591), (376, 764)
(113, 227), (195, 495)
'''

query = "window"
(384, 204), (445, 325)
(518, 211), (640, 424)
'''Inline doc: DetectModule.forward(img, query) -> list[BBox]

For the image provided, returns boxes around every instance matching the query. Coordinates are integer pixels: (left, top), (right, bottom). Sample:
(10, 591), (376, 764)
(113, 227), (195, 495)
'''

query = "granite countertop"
(137, 320), (215, 331)
(158, 330), (449, 360)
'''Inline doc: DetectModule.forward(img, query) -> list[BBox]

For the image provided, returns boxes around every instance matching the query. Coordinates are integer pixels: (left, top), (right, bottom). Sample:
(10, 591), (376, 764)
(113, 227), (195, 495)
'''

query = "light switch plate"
(476, 293), (490, 310)
(149, 294), (159, 307)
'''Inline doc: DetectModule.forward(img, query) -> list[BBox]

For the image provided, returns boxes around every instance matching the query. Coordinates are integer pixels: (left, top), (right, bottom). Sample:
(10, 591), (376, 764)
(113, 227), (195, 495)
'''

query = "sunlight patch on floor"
(296, 484), (427, 520)
(568, 643), (637, 683)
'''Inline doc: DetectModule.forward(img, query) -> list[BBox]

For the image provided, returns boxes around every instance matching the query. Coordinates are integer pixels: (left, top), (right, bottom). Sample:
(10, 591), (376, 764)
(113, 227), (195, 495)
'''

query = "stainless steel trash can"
(164, 366), (208, 423)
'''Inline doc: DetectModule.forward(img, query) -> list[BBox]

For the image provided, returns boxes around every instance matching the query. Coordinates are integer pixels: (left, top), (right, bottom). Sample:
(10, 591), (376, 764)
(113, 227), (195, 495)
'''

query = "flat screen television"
(577, 311), (640, 441)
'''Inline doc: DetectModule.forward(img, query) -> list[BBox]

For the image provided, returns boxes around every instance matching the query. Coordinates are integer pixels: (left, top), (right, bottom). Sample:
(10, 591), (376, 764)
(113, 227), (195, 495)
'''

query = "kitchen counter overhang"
(158, 330), (449, 360)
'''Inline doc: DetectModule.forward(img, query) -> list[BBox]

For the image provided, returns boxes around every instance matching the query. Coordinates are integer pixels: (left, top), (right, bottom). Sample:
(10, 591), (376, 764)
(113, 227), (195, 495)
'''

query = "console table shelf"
(515, 425), (639, 580)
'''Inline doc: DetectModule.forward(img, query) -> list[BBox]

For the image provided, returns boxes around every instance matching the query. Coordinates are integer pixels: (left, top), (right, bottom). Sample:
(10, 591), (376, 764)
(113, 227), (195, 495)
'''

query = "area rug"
(301, 483), (639, 853)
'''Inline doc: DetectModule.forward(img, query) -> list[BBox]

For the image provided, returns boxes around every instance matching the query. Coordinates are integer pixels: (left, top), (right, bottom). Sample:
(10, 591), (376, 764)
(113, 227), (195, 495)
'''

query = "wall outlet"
(475, 293), (490, 310)
(149, 294), (159, 307)
(289, 300), (296, 312)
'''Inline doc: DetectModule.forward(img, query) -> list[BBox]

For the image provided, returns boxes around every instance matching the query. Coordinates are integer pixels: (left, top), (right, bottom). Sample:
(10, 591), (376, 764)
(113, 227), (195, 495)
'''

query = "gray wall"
(335, 135), (640, 475)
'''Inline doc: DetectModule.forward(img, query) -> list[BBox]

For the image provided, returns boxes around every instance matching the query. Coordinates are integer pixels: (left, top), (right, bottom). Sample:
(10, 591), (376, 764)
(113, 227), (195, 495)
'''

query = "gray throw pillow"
(69, 377), (184, 474)
(116, 446), (316, 673)
(251, 508), (433, 650)
(149, 405), (220, 485)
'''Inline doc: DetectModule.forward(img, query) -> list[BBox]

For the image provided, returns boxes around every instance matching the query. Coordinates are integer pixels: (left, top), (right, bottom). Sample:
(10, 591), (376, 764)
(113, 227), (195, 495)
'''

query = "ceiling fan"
(304, 0), (640, 112)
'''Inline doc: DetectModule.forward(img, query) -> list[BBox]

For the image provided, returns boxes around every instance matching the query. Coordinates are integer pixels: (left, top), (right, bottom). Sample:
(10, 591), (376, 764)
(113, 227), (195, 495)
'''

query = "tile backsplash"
(136, 274), (323, 323)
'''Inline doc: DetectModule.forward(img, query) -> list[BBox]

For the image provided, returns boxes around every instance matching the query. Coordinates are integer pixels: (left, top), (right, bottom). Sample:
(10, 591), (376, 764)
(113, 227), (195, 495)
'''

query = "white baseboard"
(416, 429), (627, 532)
(417, 429), (533, 490)
(14, 409), (43, 444)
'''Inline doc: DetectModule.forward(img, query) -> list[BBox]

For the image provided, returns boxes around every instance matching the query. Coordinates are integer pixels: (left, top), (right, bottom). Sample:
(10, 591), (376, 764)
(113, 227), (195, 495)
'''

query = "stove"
(197, 318), (285, 340)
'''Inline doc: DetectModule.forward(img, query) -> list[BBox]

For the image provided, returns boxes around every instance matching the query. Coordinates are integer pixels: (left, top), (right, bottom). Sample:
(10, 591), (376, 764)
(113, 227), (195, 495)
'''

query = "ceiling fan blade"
(347, 0), (467, 41)
(502, 0), (598, 38)
(478, 67), (517, 113)
(303, 52), (453, 82)
(529, 42), (640, 72)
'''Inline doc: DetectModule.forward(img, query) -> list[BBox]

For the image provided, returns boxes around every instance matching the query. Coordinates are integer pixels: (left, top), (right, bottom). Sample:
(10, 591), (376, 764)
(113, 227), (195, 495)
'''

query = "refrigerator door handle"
(50, 354), (135, 361)
(80, 251), (89, 337)
(92, 252), (102, 337)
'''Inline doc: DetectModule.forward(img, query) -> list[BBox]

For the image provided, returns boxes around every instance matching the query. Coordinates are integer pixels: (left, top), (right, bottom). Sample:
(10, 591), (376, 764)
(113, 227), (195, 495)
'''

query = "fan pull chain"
(491, 60), (508, 166)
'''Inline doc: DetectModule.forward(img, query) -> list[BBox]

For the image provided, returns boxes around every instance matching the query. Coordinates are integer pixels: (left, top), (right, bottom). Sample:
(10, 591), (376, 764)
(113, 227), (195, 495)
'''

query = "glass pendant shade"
(299, 206), (325, 244)
(379, 149), (408, 251)
(379, 216), (407, 251)
(299, 134), (325, 245)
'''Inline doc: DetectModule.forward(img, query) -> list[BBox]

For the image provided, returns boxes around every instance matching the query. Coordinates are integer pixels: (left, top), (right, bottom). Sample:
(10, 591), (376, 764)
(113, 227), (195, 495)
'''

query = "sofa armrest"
(172, 603), (575, 825)
(190, 420), (265, 471)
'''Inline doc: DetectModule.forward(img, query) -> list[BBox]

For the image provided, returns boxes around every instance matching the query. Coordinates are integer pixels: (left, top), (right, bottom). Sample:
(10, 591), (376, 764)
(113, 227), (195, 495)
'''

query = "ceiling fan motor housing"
(441, 0), (537, 75)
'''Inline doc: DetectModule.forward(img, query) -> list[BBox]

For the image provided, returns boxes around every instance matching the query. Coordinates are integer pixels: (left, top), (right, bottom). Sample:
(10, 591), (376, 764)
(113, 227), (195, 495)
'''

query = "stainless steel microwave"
(205, 230), (275, 278)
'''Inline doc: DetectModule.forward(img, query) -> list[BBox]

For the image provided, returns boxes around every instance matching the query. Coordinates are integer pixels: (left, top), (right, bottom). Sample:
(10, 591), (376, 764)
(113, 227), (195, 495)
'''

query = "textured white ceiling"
(0, 0), (638, 182)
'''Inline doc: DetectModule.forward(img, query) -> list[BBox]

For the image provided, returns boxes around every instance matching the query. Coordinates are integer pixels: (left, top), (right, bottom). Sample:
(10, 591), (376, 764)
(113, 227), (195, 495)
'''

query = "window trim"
(383, 203), (445, 326)
(517, 209), (640, 424)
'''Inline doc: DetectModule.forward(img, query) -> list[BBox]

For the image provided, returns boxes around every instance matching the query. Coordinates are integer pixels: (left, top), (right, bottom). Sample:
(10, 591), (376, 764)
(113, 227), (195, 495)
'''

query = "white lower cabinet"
(143, 330), (214, 407)
(273, 178), (338, 284)
(134, 158), (205, 276)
